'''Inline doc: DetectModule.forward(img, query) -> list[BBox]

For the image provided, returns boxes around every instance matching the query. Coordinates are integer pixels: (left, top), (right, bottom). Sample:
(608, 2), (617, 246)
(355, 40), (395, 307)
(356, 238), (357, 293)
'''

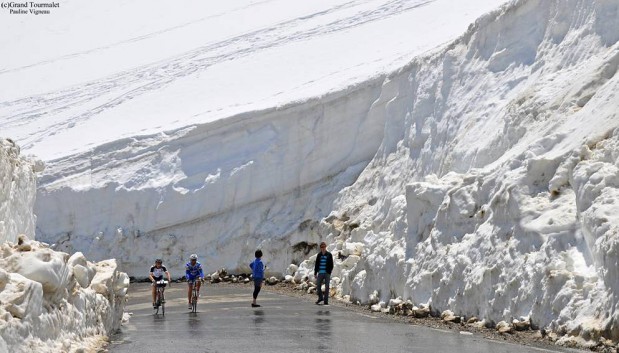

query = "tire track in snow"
(1, 0), (435, 151)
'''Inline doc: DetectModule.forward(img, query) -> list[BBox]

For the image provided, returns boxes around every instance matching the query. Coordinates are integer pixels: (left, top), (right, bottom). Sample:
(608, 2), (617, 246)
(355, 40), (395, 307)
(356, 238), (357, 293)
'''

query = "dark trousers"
(316, 273), (330, 302)
(253, 278), (263, 299)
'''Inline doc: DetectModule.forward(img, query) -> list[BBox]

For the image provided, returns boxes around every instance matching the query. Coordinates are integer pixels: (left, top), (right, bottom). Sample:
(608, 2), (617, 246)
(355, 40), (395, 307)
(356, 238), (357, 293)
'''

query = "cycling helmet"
(189, 254), (198, 260)
(155, 258), (162, 264)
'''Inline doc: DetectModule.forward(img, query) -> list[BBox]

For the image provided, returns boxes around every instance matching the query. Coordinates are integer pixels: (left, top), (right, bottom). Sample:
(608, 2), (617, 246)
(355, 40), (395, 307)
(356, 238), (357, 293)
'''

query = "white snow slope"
(0, 0), (506, 274)
(1, 0), (504, 161)
(0, 140), (129, 353)
(4, 0), (619, 346)
(292, 0), (619, 346)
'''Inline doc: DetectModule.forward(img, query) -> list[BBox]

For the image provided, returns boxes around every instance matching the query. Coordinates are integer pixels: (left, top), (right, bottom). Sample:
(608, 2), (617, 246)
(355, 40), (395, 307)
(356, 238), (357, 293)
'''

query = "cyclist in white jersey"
(149, 259), (172, 308)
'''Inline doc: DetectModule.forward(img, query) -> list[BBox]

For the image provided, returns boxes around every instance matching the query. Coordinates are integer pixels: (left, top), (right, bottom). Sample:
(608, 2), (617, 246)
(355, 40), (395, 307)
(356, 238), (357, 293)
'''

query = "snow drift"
(0, 238), (129, 353)
(0, 140), (129, 353)
(291, 0), (619, 346)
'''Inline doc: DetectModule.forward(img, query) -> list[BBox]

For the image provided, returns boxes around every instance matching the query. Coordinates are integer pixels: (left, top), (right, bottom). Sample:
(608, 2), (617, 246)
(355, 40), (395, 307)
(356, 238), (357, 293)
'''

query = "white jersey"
(150, 265), (167, 279)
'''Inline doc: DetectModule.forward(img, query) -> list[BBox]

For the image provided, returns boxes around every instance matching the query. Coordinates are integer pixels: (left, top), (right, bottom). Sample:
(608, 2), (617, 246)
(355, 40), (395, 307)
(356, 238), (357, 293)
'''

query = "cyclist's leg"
(187, 281), (193, 305)
(196, 280), (201, 296)
(152, 282), (157, 306)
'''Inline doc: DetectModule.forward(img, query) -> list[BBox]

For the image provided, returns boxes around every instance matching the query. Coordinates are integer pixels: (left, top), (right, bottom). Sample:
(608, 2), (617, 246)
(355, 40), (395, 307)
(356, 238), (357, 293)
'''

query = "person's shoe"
(315, 299), (323, 305)
(251, 303), (261, 307)
(323, 302), (329, 306)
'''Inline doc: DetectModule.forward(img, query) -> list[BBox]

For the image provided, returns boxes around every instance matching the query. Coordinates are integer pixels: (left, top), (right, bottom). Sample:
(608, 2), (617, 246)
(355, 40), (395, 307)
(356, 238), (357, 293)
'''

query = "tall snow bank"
(0, 235), (129, 353)
(0, 140), (128, 352)
(35, 80), (387, 277)
(0, 138), (42, 243)
(293, 0), (619, 346)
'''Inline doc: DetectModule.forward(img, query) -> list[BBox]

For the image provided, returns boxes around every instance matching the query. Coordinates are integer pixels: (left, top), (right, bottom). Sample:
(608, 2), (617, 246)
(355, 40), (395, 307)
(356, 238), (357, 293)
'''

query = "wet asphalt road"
(109, 283), (575, 353)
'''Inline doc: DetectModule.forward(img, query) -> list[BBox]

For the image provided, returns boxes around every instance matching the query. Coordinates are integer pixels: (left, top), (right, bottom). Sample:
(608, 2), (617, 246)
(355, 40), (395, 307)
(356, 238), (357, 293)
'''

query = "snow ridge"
(297, 0), (619, 345)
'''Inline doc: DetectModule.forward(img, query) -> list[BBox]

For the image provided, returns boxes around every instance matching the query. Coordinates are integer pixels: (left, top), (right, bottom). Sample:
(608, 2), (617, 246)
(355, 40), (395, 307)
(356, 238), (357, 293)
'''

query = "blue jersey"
(185, 261), (204, 281)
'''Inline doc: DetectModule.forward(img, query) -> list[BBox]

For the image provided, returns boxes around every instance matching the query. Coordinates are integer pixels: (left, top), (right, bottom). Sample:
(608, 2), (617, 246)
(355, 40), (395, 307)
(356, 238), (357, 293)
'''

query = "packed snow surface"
(1, 0), (504, 161)
(0, 141), (129, 353)
(4, 0), (619, 346)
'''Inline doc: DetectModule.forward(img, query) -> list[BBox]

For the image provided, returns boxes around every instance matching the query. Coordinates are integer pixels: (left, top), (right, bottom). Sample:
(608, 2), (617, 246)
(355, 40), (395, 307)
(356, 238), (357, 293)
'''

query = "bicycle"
(154, 280), (168, 315)
(189, 279), (201, 313)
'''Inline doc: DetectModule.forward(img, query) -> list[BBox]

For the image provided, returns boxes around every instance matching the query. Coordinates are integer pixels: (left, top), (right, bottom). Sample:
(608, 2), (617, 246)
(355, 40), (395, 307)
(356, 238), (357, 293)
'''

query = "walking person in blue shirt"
(314, 242), (334, 305)
(250, 249), (265, 307)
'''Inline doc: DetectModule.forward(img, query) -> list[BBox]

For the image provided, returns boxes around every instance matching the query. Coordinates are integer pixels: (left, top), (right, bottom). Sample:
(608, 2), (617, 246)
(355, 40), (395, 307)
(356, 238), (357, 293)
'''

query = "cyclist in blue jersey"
(186, 254), (204, 309)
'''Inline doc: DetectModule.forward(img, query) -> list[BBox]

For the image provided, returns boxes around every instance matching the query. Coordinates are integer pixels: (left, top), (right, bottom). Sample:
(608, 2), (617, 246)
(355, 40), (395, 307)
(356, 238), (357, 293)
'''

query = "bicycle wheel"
(155, 287), (164, 315)
(161, 293), (165, 316)
(191, 288), (197, 313)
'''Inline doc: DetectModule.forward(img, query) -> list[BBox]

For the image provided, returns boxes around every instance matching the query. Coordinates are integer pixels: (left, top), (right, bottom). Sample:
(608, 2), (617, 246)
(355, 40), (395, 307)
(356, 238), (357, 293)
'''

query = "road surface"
(109, 283), (576, 353)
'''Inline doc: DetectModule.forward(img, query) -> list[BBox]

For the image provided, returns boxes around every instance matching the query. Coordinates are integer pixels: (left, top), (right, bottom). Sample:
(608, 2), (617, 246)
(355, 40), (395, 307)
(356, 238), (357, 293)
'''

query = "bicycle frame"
(155, 280), (167, 315)
(189, 279), (199, 313)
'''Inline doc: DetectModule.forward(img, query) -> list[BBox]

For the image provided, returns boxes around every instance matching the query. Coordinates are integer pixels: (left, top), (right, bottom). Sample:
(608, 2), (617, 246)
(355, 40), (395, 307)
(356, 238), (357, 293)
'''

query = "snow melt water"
(3, 0), (619, 347)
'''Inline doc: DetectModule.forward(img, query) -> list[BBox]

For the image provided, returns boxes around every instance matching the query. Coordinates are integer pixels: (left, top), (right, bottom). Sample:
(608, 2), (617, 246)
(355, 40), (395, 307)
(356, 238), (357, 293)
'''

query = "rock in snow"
(266, 277), (279, 285)
(441, 310), (460, 324)
(497, 321), (514, 334)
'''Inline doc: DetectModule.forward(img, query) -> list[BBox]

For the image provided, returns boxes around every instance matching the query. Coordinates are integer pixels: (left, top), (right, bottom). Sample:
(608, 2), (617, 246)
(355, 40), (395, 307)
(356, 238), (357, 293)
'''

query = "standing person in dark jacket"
(314, 242), (334, 305)
(250, 249), (265, 307)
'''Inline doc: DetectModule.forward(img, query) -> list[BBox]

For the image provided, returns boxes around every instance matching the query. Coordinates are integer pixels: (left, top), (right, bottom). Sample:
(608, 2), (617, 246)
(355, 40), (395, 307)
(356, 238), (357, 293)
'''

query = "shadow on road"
(315, 310), (332, 352)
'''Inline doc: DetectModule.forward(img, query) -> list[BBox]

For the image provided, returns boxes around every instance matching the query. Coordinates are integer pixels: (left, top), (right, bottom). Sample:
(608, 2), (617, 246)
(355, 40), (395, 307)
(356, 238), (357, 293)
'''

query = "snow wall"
(0, 139), (40, 244)
(0, 139), (129, 353)
(293, 0), (619, 346)
(35, 77), (387, 277)
(36, 0), (619, 345)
